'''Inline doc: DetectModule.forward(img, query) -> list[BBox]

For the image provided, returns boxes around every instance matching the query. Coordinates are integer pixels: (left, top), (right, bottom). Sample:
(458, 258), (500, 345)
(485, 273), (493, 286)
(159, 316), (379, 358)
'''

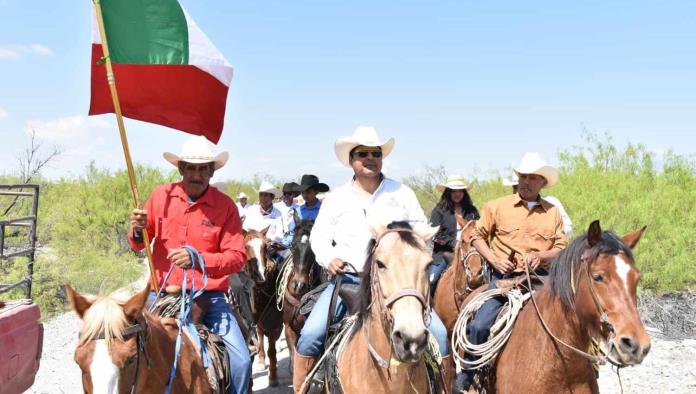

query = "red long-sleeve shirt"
(128, 182), (246, 291)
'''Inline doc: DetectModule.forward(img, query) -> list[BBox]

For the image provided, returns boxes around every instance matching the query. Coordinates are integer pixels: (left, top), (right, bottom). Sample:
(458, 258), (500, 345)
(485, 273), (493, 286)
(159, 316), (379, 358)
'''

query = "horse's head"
(551, 220), (650, 366)
(455, 214), (486, 289)
(67, 284), (150, 394)
(290, 219), (316, 296)
(363, 221), (438, 363)
(243, 227), (272, 283)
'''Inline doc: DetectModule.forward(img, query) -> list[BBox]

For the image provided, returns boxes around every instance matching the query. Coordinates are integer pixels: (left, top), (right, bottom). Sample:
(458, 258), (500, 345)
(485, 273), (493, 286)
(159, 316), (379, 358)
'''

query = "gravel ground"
(27, 310), (696, 394)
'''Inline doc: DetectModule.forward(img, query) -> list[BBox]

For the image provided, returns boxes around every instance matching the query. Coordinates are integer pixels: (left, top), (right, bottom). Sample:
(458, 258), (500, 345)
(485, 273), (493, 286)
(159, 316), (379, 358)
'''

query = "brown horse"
(433, 214), (486, 338)
(243, 228), (283, 387)
(282, 219), (323, 368)
(67, 284), (212, 393)
(465, 220), (650, 393)
(335, 221), (441, 393)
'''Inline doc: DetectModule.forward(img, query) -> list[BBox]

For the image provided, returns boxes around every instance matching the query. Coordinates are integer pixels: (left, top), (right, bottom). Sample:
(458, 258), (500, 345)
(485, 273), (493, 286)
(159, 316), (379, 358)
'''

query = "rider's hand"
(490, 257), (515, 275)
(327, 258), (346, 275)
(167, 248), (192, 269)
(130, 208), (147, 232)
(524, 252), (542, 271)
(435, 239), (446, 246)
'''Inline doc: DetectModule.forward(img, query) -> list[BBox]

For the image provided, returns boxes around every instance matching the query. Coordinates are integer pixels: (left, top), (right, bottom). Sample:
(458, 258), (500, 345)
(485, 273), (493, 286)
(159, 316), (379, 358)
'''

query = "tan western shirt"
(471, 193), (567, 273)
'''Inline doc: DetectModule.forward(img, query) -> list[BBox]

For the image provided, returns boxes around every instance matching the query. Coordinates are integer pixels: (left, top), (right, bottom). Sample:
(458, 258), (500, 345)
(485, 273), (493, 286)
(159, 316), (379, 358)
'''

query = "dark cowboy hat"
(297, 174), (330, 193)
(282, 182), (301, 194)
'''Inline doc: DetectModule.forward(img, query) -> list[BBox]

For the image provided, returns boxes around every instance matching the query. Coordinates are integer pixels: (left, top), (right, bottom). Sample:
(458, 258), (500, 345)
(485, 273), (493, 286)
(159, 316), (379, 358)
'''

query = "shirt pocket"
(200, 223), (222, 252)
(497, 226), (519, 237)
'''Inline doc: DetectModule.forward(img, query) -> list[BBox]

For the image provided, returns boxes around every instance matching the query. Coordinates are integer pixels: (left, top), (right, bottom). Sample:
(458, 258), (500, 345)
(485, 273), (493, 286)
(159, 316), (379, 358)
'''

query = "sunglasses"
(353, 150), (383, 159)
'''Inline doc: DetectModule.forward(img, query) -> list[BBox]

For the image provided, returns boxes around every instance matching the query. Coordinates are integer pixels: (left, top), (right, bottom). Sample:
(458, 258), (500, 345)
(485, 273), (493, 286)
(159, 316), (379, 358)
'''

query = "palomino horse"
(335, 221), (441, 393)
(282, 219), (323, 366)
(243, 228), (283, 387)
(67, 285), (212, 393)
(433, 214), (486, 338)
(465, 220), (650, 393)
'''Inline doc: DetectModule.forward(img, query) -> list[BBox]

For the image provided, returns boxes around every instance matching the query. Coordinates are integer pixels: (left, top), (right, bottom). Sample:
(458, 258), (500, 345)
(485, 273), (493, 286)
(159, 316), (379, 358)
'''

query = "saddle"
(151, 293), (231, 394)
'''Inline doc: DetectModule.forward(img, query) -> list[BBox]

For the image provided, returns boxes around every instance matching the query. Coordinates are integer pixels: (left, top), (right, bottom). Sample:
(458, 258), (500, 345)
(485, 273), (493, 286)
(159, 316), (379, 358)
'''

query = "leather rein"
(364, 228), (431, 370)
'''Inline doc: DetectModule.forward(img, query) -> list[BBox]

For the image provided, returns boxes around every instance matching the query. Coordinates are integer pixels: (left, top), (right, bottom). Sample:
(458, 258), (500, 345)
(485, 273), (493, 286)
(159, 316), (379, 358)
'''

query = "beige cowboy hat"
(502, 174), (519, 186)
(436, 175), (470, 192)
(513, 152), (559, 188)
(237, 192), (248, 199)
(334, 126), (395, 167)
(256, 181), (282, 199)
(163, 135), (229, 170)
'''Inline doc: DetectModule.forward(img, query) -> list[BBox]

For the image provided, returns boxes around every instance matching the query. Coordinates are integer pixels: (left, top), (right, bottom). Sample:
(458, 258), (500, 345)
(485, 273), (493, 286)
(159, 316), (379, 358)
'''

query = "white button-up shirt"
(243, 204), (285, 244)
(310, 177), (427, 273)
(541, 195), (573, 237)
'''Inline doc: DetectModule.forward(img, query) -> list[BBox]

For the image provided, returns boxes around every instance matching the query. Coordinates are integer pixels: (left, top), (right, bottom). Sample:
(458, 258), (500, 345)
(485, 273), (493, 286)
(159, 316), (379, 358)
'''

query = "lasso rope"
(275, 254), (294, 311)
(451, 287), (529, 371)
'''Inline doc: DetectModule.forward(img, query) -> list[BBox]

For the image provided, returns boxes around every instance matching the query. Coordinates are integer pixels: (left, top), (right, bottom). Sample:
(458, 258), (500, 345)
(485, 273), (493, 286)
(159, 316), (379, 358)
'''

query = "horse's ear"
(622, 226), (646, 249)
(123, 285), (150, 322)
(367, 215), (388, 240)
(587, 220), (602, 247)
(261, 225), (270, 236)
(454, 213), (467, 228)
(66, 283), (93, 319)
(414, 224), (439, 242)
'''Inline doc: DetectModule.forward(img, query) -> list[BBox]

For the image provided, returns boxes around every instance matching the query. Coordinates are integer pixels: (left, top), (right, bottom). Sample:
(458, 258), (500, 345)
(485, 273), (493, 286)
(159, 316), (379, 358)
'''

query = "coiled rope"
(275, 254), (294, 311)
(451, 287), (529, 370)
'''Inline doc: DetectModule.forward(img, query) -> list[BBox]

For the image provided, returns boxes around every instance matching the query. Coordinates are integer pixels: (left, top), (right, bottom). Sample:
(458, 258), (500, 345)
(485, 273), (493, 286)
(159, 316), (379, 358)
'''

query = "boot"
(293, 353), (317, 394)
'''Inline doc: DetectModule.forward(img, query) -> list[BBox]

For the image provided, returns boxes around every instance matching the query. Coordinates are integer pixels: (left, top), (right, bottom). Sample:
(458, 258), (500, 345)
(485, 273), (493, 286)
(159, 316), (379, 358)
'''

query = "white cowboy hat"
(238, 192), (248, 199)
(334, 126), (395, 167)
(163, 135), (229, 170)
(513, 152), (559, 188)
(256, 181), (282, 199)
(502, 174), (518, 186)
(436, 175), (470, 192)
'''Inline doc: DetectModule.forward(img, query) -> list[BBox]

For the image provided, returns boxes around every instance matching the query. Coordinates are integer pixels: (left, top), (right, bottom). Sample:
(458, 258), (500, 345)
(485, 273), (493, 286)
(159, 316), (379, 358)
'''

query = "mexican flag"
(88, 0), (232, 143)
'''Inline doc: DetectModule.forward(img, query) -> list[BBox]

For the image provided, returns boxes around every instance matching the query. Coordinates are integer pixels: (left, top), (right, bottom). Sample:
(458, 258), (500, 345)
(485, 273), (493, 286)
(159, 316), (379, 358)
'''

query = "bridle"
(364, 228), (431, 370)
(86, 320), (151, 394)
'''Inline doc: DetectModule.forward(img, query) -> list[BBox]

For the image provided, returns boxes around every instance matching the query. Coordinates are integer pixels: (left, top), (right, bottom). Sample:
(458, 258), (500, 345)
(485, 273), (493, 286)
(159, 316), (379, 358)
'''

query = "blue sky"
(1, 0), (694, 188)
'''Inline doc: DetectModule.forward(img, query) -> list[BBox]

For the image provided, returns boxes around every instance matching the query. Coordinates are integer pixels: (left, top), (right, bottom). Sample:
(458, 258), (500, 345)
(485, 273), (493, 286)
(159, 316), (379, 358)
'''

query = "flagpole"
(92, 0), (159, 293)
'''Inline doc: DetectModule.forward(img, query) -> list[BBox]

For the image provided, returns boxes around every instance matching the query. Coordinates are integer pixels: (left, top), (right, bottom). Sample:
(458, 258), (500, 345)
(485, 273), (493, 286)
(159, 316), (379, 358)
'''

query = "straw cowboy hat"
(237, 192), (248, 199)
(436, 175), (470, 193)
(163, 135), (229, 170)
(502, 174), (518, 186)
(334, 126), (395, 167)
(514, 152), (559, 188)
(297, 174), (330, 193)
(257, 181), (282, 198)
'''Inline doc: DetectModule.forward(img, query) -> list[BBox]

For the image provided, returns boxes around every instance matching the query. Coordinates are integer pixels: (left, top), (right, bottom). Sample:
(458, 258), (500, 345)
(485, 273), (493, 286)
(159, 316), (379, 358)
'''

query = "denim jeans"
(149, 291), (252, 394)
(295, 274), (450, 357)
(428, 256), (449, 295)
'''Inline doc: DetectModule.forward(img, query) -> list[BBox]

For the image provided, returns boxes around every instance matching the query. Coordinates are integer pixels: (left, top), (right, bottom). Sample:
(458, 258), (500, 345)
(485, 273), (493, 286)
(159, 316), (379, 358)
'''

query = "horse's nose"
(619, 335), (647, 359)
(291, 280), (307, 295)
(392, 328), (427, 361)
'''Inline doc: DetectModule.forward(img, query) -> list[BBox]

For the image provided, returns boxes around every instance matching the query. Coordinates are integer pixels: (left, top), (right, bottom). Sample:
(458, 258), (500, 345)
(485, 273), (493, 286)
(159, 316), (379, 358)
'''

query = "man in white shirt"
(243, 181), (286, 261)
(236, 192), (249, 222)
(504, 173), (573, 237)
(292, 126), (449, 392)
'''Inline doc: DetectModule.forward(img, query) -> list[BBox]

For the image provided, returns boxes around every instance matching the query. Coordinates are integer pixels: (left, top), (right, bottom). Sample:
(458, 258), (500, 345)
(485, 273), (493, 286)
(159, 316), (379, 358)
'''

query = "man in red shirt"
(129, 135), (250, 394)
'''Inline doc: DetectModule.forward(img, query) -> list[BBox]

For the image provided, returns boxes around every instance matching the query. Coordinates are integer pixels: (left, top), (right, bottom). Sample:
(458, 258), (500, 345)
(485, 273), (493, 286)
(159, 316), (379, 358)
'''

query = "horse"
(334, 221), (442, 393)
(281, 219), (323, 368)
(433, 214), (486, 338)
(243, 228), (284, 387)
(463, 220), (650, 393)
(66, 284), (212, 393)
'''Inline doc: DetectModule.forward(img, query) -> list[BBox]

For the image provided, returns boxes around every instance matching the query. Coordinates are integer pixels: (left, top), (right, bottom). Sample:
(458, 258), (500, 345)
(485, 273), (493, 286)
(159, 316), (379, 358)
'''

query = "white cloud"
(0, 44), (54, 60)
(0, 107), (7, 119)
(0, 48), (19, 60)
(29, 44), (53, 56)
(26, 115), (111, 143)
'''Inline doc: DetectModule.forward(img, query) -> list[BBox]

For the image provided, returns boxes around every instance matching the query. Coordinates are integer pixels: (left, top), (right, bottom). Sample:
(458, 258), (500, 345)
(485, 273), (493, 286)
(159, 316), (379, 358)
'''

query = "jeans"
(149, 291), (252, 394)
(296, 274), (449, 357)
(428, 256), (449, 295)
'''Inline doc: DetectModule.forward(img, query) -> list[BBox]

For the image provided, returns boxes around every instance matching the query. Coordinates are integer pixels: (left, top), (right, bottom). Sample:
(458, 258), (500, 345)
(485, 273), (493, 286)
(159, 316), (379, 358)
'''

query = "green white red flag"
(88, 0), (233, 143)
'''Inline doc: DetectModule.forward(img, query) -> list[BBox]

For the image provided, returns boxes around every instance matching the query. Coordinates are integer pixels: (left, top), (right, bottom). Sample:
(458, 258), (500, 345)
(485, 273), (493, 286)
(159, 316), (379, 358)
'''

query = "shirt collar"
(512, 193), (551, 212)
(172, 182), (213, 206)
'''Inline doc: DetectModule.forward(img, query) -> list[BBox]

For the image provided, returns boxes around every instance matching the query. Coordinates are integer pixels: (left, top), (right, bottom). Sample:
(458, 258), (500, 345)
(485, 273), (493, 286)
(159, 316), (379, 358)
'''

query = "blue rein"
(151, 246), (208, 394)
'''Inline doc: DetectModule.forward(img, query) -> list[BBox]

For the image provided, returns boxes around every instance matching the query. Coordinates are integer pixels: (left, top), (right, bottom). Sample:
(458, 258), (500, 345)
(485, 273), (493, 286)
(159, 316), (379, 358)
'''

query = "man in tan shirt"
(459, 152), (567, 392)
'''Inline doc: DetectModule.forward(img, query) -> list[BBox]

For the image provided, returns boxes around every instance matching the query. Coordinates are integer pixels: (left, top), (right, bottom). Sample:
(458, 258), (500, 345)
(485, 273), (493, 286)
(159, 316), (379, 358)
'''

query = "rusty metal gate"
(0, 184), (39, 299)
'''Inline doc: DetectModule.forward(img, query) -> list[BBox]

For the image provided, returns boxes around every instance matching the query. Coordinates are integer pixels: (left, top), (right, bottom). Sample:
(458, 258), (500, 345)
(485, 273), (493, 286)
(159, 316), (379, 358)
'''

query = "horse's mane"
(78, 293), (130, 348)
(293, 219), (315, 246)
(356, 221), (423, 328)
(549, 230), (634, 310)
